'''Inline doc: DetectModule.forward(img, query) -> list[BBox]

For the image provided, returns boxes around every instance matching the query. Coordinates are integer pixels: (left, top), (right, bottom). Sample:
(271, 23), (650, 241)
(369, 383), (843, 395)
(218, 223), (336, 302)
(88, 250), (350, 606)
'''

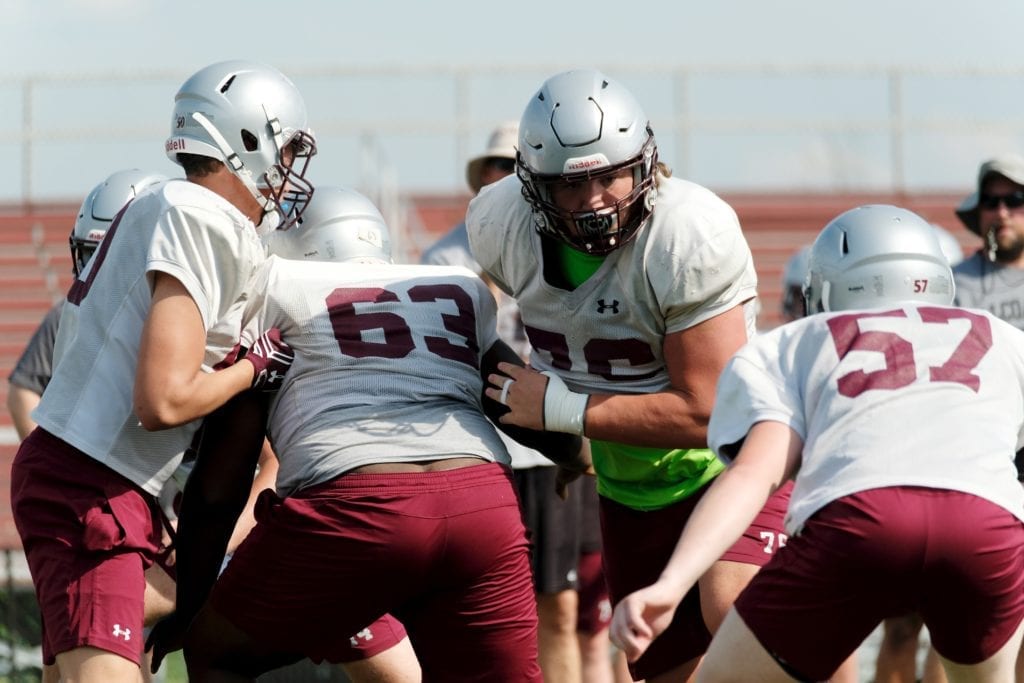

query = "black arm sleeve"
(171, 390), (269, 626)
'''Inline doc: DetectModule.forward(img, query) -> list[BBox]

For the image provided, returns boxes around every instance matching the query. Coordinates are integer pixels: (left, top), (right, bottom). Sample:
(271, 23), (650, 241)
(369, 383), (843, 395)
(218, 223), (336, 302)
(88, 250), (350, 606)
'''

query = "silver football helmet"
(930, 223), (965, 266)
(804, 205), (955, 314)
(166, 60), (316, 229)
(517, 68), (658, 254)
(265, 186), (392, 264)
(70, 168), (168, 276)
(781, 245), (811, 321)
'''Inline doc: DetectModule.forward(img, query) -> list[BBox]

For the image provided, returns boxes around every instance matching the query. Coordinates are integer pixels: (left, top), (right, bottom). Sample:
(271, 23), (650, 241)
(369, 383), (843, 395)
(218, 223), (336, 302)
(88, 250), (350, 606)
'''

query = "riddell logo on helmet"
(165, 138), (188, 152)
(564, 155), (609, 173)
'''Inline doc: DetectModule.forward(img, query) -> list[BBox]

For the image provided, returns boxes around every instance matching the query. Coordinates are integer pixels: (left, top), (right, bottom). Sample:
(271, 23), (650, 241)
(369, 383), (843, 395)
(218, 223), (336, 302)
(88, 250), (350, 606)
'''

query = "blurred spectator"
(953, 154), (1024, 330)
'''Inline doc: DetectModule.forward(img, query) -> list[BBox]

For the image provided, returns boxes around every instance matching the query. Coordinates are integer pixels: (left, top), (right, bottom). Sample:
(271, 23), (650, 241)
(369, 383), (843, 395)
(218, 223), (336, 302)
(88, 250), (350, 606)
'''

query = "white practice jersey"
(467, 174), (758, 394)
(36, 179), (266, 495)
(242, 258), (512, 496)
(709, 304), (1024, 534)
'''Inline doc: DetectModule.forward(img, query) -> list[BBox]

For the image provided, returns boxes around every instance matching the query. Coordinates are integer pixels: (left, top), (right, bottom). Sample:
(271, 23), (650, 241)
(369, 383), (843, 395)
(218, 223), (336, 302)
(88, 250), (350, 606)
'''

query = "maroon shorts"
(599, 480), (792, 680)
(575, 549), (611, 633)
(343, 614), (409, 662)
(218, 551), (406, 663)
(210, 463), (540, 681)
(735, 487), (1024, 681)
(11, 429), (162, 665)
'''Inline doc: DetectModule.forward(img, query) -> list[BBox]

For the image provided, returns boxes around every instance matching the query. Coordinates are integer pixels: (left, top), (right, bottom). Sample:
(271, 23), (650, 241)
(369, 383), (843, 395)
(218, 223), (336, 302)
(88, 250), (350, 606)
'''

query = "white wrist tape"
(541, 371), (588, 436)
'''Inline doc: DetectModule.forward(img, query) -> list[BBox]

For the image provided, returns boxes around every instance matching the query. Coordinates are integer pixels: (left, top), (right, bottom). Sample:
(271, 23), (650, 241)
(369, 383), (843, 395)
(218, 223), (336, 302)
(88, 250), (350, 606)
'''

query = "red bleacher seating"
(0, 208), (76, 551)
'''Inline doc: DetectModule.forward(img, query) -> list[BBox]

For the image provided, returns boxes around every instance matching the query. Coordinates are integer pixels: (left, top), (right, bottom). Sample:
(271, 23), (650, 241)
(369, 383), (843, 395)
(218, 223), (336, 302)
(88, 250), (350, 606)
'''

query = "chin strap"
(191, 111), (277, 218)
(540, 371), (588, 436)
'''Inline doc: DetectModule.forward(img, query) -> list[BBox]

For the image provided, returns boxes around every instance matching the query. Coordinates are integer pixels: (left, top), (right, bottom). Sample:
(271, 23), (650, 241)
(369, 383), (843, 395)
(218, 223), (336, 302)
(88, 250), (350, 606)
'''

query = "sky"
(3, 0), (1024, 203)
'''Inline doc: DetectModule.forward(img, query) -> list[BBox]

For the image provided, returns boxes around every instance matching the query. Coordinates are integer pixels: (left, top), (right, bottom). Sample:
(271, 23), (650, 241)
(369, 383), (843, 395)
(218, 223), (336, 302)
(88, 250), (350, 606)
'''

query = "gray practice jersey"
(34, 179), (266, 495)
(422, 222), (551, 469)
(710, 303), (1024, 534)
(241, 258), (512, 496)
(953, 251), (1024, 330)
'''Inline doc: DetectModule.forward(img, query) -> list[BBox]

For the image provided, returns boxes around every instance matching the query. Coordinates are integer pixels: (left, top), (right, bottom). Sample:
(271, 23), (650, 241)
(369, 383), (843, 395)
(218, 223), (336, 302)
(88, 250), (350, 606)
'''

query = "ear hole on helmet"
(241, 130), (259, 152)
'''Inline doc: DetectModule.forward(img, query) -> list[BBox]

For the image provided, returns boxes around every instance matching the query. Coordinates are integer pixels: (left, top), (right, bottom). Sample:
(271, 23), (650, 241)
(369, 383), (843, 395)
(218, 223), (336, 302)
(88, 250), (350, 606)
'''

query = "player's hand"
(609, 582), (684, 663)
(554, 465), (583, 500)
(554, 441), (594, 500)
(145, 611), (190, 673)
(246, 328), (294, 391)
(485, 363), (548, 431)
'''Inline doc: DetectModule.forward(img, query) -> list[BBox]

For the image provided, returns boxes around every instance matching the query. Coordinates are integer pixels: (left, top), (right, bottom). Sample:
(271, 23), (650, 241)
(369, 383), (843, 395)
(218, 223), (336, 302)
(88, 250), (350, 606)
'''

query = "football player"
(611, 205), (1024, 683)
(7, 169), (173, 683)
(466, 68), (789, 682)
(10, 60), (312, 683)
(174, 186), (588, 682)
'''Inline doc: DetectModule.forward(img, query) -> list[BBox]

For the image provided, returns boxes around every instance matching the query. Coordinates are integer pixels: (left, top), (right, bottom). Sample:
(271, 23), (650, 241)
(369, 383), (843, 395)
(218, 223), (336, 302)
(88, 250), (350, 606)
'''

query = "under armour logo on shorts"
(349, 628), (374, 647)
(112, 624), (132, 641)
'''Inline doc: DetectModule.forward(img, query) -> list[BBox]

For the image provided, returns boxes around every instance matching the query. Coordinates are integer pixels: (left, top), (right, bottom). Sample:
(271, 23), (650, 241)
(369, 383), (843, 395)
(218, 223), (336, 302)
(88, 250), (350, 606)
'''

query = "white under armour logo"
(598, 598), (612, 622)
(112, 624), (131, 641)
(349, 628), (374, 647)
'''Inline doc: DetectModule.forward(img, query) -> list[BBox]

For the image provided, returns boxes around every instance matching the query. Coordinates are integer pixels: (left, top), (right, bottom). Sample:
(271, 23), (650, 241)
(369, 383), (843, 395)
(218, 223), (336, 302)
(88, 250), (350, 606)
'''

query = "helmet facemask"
(69, 238), (99, 278)
(167, 61), (317, 232)
(519, 132), (658, 255)
(192, 111), (317, 231)
(260, 129), (317, 229)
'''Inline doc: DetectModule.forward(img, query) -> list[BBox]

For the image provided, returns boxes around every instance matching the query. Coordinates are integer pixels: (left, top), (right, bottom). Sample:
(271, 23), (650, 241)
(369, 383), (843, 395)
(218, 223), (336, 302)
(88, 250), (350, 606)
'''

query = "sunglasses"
(485, 158), (516, 174)
(979, 190), (1024, 210)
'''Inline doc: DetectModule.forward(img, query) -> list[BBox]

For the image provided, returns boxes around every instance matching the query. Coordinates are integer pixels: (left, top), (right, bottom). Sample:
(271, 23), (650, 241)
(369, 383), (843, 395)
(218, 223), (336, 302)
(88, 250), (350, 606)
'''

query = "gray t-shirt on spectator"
(953, 251), (1024, 331)
(8, 302), (62, 394)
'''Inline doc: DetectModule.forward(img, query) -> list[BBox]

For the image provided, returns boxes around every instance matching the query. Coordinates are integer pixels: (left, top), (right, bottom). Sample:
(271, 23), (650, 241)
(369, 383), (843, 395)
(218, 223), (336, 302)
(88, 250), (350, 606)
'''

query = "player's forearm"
(226, 441), (278, 554)
(656, 458), (773, 594)
(658, 421), (799, 593)
(135, 362), (253, 431)
(583, 390), (711, 449)
(6, 385), (41, 440)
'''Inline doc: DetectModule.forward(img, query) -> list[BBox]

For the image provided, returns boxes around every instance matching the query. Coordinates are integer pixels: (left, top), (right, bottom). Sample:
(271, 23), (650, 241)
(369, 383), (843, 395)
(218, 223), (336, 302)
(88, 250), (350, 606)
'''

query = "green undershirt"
(558, 243), (722, 511)
(557, 241), (606, 286)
